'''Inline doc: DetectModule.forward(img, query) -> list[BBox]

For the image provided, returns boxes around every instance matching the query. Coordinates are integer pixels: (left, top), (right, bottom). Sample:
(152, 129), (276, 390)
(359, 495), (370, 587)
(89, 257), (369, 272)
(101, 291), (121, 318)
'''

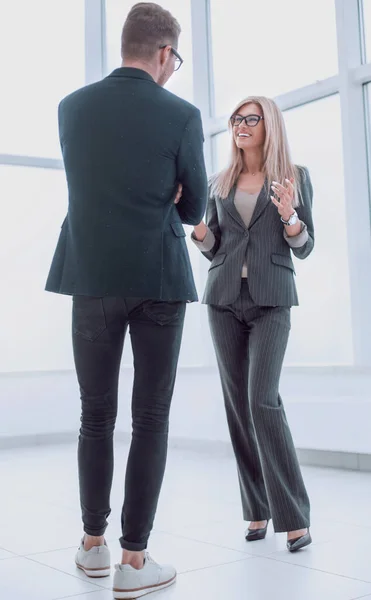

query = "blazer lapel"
(248, 179), (270, 229)
(223, 186), (247, 230)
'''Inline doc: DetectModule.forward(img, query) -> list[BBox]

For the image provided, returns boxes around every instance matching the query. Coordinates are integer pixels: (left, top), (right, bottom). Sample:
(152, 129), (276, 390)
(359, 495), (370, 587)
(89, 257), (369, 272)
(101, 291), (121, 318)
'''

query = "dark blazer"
(45, 68), (208, 301)
(201, 167), (314, 306)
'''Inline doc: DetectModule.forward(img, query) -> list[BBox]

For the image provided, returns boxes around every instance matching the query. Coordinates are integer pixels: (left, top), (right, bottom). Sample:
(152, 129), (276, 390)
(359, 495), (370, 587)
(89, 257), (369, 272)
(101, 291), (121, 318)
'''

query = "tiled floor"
(1, 444), (371, 600)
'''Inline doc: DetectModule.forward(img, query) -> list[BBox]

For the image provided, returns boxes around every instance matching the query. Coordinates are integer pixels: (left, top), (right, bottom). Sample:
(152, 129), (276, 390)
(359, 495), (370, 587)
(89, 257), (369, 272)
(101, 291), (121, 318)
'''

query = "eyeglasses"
(230, 114), (264, 128)
(159, 45), (183, 71)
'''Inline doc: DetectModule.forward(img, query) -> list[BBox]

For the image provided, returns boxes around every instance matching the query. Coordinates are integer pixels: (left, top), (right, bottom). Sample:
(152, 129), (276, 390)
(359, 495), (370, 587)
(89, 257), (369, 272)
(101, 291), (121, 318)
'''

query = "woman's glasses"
(230, 114), (264, 127)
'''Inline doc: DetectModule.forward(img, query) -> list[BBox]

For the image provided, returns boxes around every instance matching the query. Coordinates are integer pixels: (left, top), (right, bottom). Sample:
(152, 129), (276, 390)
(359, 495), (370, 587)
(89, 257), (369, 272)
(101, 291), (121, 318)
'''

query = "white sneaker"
(75, 539), (111, 578)
(112, 552), (176, 599)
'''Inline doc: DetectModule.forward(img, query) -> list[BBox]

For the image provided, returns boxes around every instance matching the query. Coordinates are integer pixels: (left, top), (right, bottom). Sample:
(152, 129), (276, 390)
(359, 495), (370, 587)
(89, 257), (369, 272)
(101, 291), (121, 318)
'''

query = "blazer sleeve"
(191, 186), (221, 262)
(290, 167), (315, 260)
(58, 99), (65, 152)
(176, 109), (208, 225)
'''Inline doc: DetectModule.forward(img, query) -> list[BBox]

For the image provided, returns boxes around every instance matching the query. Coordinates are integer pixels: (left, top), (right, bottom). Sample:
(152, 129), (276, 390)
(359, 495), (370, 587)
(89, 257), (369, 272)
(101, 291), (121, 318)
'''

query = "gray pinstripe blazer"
(201, 167), (314, 306)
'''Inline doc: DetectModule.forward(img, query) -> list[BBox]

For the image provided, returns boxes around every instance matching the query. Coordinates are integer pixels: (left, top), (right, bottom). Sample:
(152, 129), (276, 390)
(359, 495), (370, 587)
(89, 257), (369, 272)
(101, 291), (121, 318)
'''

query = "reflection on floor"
(1, 442), (371, 599)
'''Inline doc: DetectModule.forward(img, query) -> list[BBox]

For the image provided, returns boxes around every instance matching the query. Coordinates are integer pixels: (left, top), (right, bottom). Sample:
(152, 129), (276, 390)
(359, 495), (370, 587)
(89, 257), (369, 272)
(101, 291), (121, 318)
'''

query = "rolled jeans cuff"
(120, 536), (148, 552)
(84, 525), (107, 537)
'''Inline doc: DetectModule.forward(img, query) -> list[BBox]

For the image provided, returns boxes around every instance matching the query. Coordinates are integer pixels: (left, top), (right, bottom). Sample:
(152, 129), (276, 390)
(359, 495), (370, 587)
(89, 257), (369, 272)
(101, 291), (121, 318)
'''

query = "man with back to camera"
(45, 3), (207, 597)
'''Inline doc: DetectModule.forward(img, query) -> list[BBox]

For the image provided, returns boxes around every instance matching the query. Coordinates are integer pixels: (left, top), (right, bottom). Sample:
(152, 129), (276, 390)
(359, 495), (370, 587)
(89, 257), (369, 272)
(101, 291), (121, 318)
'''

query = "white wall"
(2, 367), (371, 456)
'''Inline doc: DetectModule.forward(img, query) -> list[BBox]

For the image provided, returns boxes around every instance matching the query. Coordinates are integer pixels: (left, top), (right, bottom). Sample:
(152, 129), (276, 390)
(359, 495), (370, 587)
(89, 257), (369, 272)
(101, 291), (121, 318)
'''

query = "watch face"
(289, 212), (298, 225)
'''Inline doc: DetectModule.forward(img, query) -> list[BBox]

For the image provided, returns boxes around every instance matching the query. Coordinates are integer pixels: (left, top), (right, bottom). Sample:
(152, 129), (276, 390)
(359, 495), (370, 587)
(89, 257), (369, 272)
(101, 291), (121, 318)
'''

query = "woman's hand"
(270, 178), (295, 222)
(193, 221), (207, 242)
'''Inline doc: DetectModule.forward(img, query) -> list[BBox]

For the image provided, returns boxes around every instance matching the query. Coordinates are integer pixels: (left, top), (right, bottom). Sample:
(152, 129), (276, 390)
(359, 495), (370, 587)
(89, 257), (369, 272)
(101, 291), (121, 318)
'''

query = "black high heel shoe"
(245, 520), (269, 542)
(286, 529), (312, 553)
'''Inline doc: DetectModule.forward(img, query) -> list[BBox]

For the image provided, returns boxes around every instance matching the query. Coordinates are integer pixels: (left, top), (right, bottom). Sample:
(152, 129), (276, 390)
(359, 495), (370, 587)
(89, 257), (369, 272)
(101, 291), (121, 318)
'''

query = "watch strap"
(281, 210), (298, 226)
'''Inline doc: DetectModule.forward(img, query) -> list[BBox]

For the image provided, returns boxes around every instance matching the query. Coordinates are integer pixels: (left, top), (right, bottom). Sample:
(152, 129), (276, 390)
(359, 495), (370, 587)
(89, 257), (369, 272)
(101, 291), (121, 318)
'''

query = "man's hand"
(174, 183), (183, 204)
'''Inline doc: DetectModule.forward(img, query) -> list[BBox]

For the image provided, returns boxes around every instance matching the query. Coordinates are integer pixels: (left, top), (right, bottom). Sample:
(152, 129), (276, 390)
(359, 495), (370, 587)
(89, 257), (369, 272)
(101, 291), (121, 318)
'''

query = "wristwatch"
(281, 210), (298, 226)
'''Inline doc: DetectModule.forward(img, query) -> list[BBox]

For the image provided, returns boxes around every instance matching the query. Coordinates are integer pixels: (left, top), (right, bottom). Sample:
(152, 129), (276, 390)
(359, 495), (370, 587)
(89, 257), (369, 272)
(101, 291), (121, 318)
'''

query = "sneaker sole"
(76, 562), (111, 578)
(113, 574), (176, 599)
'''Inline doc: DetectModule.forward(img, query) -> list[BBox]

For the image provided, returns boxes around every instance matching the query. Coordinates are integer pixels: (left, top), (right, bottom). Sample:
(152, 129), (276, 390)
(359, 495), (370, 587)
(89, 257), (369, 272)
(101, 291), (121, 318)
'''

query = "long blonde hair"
(211, 96), (304, 207)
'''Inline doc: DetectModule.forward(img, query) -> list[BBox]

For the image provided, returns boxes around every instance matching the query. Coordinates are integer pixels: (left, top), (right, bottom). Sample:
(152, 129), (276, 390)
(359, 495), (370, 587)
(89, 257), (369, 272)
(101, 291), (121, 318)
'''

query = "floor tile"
(0, 547), (16, 560)
(158, 519), (277, 555)
(0, 556), (100, 600)
(62, 592), (112, 600)
(3, 442), (371, 600)
(27, 547), (111, 589)
(140, 557), (371, 600)
(129, 530), (250, 573)
(0, 502), (82, 555)
(162, 515), (363, 557)
(270, 532), (371, 583)
(30, 530), (251, 591)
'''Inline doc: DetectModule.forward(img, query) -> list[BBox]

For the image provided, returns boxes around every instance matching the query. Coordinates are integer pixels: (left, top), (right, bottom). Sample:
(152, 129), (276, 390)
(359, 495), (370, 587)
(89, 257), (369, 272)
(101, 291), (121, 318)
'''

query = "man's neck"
(121, 59), (158, 82)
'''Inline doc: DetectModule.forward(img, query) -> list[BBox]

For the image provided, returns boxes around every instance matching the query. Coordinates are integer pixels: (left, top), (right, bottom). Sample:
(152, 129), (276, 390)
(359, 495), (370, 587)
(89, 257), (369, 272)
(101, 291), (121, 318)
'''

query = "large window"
(0, 0), (86, 375)
(105, 0), (194, 102)
(209, 0), (338, 117)
(213, 129), (231, 172)
(366, 84), (371, 206)
(283, 96), (353, 365)
(362, 0), (371, 63)
(1, 0), (371, 373)
(0, 0), (85, 158)
(0, 166), (73, 372)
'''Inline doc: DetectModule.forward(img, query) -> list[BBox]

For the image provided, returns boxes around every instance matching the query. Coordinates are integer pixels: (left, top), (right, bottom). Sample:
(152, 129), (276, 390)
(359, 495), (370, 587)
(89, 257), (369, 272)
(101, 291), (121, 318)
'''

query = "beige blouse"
(234, 189), (259, 277)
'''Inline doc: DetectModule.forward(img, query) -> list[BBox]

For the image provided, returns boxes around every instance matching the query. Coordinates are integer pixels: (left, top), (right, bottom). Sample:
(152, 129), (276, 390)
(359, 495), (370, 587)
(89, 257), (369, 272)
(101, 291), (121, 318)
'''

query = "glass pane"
(363, 0), (371, 63)
(366, 84), (371, 202)
(210, 0), (338, 116)
(283, 96), (353, 365)
(105, 0), (193, 103)
(211, 96), (352, 365)
(213, 130), (231, 173)
(0, 1), (85, 159)
(0, 166), (73, 372)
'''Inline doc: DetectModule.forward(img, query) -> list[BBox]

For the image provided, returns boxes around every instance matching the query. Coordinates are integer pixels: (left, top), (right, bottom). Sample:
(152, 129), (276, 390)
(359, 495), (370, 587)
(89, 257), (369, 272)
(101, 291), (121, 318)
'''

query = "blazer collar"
(224, 186), (246, 230)
(107, 67), (156, 83)
(224, 179), (270, 230)
(249, 179), (270, 228)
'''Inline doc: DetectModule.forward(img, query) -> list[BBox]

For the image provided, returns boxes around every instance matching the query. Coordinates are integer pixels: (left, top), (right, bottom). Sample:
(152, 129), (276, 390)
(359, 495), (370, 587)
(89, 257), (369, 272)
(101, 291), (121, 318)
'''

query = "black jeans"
(72, 296), (186, 551)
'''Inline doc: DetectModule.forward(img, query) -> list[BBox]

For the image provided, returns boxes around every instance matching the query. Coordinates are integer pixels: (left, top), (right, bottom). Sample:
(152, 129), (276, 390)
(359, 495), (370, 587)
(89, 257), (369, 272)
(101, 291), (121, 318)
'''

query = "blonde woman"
(192, 97), (314, 552)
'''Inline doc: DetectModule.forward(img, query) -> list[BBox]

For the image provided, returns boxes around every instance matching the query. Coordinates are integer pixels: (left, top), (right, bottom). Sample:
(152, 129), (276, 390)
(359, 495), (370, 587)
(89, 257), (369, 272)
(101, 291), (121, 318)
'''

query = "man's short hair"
(121, 3), (181, 62)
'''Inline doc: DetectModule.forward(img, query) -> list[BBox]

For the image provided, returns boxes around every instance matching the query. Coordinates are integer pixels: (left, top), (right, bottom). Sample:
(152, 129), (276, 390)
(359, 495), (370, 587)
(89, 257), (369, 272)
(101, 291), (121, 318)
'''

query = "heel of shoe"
(286, 530), (312, 553)
(113, 575), (176, 599)
(245, 520), (269, 542)
(76, 563), (111, 578)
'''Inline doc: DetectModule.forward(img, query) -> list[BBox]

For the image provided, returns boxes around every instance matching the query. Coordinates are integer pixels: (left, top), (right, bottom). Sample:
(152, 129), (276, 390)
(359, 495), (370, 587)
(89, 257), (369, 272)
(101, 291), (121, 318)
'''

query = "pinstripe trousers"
(208, 281), (310, 532)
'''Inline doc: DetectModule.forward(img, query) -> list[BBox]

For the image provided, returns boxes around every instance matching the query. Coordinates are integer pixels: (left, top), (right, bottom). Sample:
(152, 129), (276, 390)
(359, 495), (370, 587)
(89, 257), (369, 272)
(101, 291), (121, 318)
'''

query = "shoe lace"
(144, 552), (156, 564)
